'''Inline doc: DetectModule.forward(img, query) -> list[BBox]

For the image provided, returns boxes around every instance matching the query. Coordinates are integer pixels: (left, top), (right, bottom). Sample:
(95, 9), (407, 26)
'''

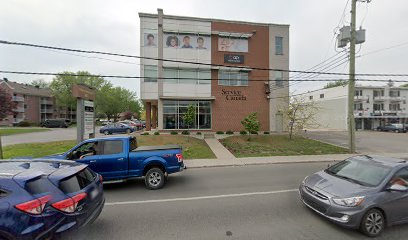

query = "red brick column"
(145, 102), (151, 131)
(152, 105), (157, 129)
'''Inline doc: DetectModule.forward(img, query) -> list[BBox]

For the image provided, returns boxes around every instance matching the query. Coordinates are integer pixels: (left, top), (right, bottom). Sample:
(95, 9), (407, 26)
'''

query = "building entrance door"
(275, 113), (283, 132)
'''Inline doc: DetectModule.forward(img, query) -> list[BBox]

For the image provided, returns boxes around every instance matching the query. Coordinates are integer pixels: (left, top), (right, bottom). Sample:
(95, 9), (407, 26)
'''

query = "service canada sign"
(224, 54), (244, 64)
(221, 89), (247, 101)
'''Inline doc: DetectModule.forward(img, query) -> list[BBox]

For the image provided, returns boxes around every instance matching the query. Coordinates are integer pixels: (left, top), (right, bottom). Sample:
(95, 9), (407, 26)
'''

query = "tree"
(97, 86), (141, 122)
(30, 79), (50, 88)
(324, 80), (348, 89)
(183, 104), (196, 129)
(284, 97), (320, 140)
(50, 71), (109, 116)
(0, 88), (17, 159)
(401, 83), (408, 87)
(241, 112), (260, 140)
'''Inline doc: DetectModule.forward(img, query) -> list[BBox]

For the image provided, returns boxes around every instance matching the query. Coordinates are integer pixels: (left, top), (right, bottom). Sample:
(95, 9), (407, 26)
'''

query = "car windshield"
(325, 157), (392, 187)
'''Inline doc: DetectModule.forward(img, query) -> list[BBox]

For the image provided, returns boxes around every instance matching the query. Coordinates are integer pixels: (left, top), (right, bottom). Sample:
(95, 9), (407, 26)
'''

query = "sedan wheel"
(104, 130), (110, 135)
(360, 209), (384, 237)
(126, 129), (131, 134)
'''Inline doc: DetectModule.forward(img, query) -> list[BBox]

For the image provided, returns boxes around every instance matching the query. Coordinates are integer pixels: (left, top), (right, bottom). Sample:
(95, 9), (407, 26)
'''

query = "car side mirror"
(388, 184), (408, 192)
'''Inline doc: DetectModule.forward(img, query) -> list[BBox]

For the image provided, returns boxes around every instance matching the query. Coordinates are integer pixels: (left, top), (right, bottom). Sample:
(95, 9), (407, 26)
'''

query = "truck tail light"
(52, 192), (87, 213)
(15, 195), (51, 215)
(176, 154), (183, 162)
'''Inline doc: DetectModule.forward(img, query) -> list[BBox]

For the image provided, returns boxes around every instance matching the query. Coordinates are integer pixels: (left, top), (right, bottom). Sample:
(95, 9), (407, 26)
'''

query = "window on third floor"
(275, 36), (283, 55)
(144, 66), (157, 82)
(218, 70), (249, 86)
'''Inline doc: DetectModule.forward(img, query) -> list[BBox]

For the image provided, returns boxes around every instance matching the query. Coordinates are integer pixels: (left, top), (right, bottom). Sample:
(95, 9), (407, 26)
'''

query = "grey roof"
(0, 80), (53, 97)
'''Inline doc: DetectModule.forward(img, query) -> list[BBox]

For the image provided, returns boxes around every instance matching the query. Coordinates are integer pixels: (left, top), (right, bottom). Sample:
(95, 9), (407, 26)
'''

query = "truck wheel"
(360, 209), (385, 237)
(145, 168), (165, 190)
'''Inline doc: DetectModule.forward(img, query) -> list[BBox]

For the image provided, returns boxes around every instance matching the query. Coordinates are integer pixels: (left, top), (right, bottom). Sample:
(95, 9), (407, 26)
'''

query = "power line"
(2, 40), (408, 77)
(1, 70), (408, 83)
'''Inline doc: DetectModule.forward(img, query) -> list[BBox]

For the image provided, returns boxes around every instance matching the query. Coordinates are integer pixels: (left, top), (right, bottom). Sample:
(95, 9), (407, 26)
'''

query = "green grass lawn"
(137, 135), (216, 159)
(3, 140), (76, 159)
(0, 128), (50, 136)
(3, 135), (215, 160)
(220, 135), (348, 158)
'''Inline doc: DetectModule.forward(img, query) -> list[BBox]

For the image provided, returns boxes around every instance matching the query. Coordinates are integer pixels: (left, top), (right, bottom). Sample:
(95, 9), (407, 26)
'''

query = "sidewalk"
(185, 152), (408, 169)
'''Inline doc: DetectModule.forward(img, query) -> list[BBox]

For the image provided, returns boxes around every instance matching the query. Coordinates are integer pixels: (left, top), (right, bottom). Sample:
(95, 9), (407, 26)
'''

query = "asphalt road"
(305, 130), (408, 154)
(63, 163), (408, 240)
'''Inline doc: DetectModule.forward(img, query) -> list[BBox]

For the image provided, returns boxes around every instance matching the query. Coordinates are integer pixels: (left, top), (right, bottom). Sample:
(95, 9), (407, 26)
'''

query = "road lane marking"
(105, 189), (298, 206)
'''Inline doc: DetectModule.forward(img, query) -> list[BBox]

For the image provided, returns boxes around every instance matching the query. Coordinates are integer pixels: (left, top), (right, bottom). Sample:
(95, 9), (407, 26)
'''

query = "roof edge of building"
(138, 12), (290, 28)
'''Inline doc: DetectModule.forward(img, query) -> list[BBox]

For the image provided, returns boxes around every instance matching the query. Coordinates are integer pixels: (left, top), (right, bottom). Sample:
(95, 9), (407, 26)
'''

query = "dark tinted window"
(0, 189), (9, 198)
(130, 137), (138, 151)
(59, 168), (96, 193)
(26, 176), (50, 195)
(103, 141), (123, 155)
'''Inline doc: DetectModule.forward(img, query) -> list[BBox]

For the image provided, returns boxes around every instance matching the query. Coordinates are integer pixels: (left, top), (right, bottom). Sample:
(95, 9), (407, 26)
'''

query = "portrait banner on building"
(218, 37), (248, 52)
(163, 33), (210, 50)
(144, 33), (158, 47)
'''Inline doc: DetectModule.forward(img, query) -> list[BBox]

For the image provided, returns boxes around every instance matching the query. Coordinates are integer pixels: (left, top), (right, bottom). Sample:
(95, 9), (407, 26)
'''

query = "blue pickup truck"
(44, 136), (185, 190)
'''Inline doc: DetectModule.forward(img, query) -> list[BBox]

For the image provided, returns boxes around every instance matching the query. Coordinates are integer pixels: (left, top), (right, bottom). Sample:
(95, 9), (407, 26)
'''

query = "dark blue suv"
(0, 160), (105, 240)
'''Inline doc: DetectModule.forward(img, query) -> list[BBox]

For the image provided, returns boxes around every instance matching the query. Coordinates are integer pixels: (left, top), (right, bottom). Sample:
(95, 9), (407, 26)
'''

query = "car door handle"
(89, 160), (96, 163)
(117, 158), (125, 161)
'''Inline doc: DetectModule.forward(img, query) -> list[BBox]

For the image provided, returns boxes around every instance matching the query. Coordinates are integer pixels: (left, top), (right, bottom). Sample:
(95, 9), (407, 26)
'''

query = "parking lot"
(64, 163), (408, 240)
(305, 130), (408, 154)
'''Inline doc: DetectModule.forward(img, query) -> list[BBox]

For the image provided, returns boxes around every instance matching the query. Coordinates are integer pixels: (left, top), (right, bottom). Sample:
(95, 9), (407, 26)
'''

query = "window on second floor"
(354, 103), (363, 111)
(275, 37), (283, 55)
(373, 103), (384, 111)
(275, 71), (283, 87)
(373, 90), (384, 97)
(144, 66), (157, 82)
(163, 68), (211, 85)
(355, 90), (363, 96)
(389, 103), (401, 111)
(320, 94), (325, 99)
(389, 90), (400, 97)
(309, 96), (313, 100)
(218, 70), (249, 86)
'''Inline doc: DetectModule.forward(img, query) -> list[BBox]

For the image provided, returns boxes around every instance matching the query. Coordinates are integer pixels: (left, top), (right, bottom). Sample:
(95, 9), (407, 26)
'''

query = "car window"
(102, 140), (123, 155)
(59, 168), (96, 193)
(25, 176), (51, 195)
(390, 168), (408, 187)
(69, 141), (101, 160)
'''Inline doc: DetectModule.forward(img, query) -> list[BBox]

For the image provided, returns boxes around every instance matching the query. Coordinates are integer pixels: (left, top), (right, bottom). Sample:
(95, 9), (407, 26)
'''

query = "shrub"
(142, 132), (150, 135)
(17, 121), (31, 127)
(170, 131), (178, 135)
(240, 130), (247, 135)
(264, 131), (270, 134)
(154, 132), (160, 135)
(226, 130), (234, 135)
(181, 130), (190, 135)
(196, 132), (202, 135)
(216, 131), (224, 134)
(250, 131), (258, 135)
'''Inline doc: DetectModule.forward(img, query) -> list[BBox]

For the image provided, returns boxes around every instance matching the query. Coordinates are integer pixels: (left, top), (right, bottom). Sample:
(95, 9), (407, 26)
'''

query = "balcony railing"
(14, 107), (25, 113)
(12, 96), (24, 102)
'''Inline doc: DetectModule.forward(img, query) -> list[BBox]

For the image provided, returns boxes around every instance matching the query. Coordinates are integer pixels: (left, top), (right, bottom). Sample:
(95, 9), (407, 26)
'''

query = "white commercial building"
(299, 84), (408, 130)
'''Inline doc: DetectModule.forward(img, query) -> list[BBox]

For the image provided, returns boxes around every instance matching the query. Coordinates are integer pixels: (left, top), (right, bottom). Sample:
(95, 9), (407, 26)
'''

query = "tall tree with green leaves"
(183, 104), (196, 129)
(241, 112), (260, 140)
(401, 83), (408, 87)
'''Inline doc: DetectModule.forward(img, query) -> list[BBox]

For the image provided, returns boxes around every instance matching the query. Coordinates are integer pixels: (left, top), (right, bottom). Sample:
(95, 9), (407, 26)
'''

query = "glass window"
(144, 66), (157, 82)
(389, 168), (408, 187)
(275, 71), (283, 87)
(218, 70), (248, 86)
(102, 140), (123, 155)
(162, 100), (211, 130)
(275, 36), (283, 55)
(325, 157), (392, 187)
(198, 70), (211, 84)
(320, 94), (324, 99)
(309, 96), (313, 100)
(179, 69), (197, 84)
(164, 68), (178, 84)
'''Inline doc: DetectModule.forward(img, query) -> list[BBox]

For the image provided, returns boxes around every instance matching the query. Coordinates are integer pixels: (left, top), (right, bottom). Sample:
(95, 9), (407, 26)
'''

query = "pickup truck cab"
(45, 136), (185, 190)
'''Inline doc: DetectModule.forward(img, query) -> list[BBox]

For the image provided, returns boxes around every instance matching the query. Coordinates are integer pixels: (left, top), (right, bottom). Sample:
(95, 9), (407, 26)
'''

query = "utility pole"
(0, 134), (3, 159)
(347, 0), (357, 153)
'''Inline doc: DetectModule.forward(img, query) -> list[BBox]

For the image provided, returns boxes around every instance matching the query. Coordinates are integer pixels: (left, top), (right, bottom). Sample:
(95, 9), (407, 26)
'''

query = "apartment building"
(300, 83), (408, 130)
(139, 10), (289, 132)
(0, 78), (57, 125)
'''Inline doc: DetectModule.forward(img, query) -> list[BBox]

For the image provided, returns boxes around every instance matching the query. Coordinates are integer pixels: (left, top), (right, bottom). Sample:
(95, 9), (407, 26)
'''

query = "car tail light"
(52, 192), (87, 213)
(15, 195), (51, 215)
(176, 154), (183, 162)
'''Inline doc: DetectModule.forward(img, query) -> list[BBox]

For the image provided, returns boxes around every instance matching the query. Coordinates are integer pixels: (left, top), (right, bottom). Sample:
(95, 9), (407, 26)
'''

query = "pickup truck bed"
(133, 144), (181, 152)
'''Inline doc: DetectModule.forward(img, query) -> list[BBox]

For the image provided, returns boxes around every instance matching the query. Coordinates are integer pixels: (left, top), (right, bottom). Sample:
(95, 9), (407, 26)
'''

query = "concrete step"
(204, 133), (215, 139)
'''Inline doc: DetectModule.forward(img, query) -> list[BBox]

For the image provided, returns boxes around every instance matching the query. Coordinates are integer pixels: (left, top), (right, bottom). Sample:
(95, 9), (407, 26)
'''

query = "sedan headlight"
(332, 196), (365, 207)
(301, 176), (308, 186)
